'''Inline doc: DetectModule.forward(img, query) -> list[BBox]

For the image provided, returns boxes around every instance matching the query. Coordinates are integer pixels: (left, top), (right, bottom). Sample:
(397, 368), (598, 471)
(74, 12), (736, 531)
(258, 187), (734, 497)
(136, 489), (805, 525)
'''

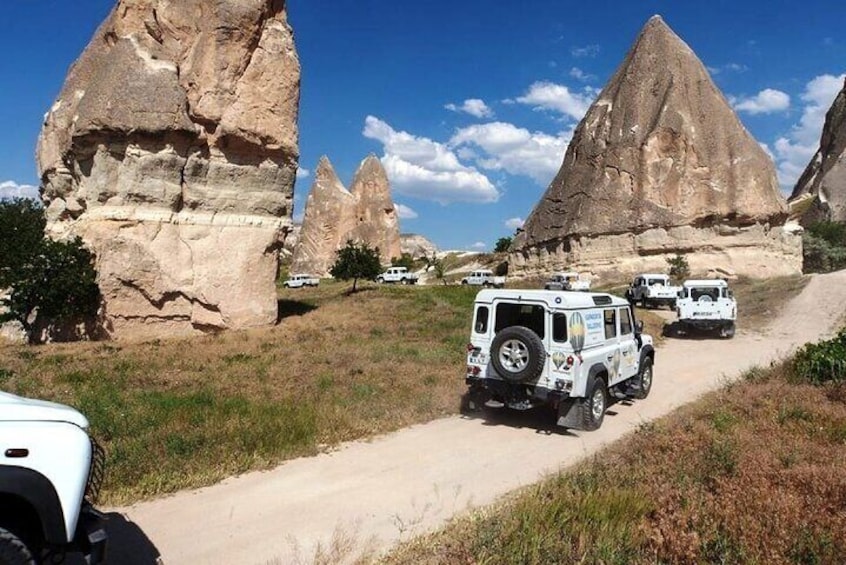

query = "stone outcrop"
(37, 0), (300, 339)
(512, 16), (801, 279)
(401, 234), (438, 259)
(789, 77), (846, 224)
(291, 155), (401, 276)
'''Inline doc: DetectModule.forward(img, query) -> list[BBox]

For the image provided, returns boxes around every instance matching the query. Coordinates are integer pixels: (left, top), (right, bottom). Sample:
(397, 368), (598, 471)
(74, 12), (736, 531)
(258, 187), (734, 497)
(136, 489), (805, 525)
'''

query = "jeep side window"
(552, 313), (567, 342)
(495, 303), (545, 339)
(604, 309), (617, 339)
(619, 307), (633, 335)
(474, 306), (489, 333)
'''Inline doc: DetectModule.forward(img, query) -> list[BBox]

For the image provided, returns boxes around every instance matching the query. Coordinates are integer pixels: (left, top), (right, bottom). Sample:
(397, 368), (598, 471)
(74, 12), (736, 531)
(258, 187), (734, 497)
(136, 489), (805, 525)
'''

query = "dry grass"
(384, 360), (846, 565)
(731, 274), (810, 329)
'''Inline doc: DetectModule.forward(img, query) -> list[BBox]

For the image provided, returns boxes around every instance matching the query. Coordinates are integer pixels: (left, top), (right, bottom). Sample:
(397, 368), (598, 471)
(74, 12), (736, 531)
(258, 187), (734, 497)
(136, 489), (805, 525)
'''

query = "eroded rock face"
(37, 0), (300, 339)
(401, 234), (438, 259)
(291, 155), (401, 276)
(790, 78), (846, 224)
(512, 16), (800, 279)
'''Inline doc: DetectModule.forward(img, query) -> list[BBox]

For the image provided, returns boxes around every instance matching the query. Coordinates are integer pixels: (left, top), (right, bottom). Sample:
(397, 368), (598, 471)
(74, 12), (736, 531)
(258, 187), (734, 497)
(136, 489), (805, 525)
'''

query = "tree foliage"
(330, 240), (382, 292)
(0, 198), (46, 288)
(803, 221), (846, 273)
(666, 254), (690, 281)
(390, 253), (415, 270)
(494, 237), (512, 253)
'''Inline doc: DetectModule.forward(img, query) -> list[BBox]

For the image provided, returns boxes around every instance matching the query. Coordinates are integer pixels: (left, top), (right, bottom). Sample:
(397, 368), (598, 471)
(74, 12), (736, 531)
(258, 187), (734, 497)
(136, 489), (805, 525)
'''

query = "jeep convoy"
(626, 274), (680, 309)
(675, 279), (737, 338)
(376, 267), (419, 285)
(544, 272), (591, 292)
(461, 269), (506, 288)
(0, 392), (107, 564)
(464, 289), (654, 430)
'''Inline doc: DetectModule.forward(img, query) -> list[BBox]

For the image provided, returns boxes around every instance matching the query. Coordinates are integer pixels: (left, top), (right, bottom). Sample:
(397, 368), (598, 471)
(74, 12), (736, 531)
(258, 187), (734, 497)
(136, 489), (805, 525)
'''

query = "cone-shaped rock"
(789, 78), (846, 224)
(348, 155), (402, 264)
(512, 16), (801, 278)
(36, 0), (300, 339)
(290, 157), (355, 276)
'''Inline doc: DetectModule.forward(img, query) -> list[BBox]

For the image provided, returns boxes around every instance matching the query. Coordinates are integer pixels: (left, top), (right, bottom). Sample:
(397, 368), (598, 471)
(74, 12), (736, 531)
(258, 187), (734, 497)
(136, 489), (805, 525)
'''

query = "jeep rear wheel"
(490, 326), (546, 383)
(632, 357), (653, 400)
(0, 528), (35, 565)
(581, 376), (607, 431)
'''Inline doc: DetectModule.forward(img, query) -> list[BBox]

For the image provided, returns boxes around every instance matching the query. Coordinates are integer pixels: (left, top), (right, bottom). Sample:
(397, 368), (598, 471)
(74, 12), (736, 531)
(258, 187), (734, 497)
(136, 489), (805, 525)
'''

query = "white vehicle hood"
(0, 391), (89, 428)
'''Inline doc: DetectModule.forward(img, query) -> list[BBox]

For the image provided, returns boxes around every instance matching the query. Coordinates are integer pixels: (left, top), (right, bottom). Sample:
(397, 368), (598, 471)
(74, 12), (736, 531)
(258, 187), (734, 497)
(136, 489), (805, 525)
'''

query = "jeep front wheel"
(581, 376), (607, 431)
(490, 326), (546, 383)
(0, 528), (36, 565)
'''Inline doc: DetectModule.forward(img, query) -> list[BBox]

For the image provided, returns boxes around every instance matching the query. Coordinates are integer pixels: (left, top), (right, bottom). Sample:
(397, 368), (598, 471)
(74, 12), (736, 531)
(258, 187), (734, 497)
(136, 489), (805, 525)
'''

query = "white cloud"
(515, 81), (596, 121)
(505, 217), (524, 230)
(363, 116), (499, 205)
(569, 67), (595, 82)
(708, 62), (749, 76)
(773, 73), (845, 188)
(296, 167), (310, 179)
(450, 122), (571, 185)
(470, 241), (487, 250)
(0, 181), (39, 201)
(571, 44), (600, 58)
(394, 203), (418, 220)
(732, 88), (790, 115)
(445, 98), (494, 119)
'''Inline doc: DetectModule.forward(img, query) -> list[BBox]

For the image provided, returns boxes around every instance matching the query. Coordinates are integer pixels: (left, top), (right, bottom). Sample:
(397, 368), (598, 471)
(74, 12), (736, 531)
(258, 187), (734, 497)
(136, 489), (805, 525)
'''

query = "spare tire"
(490, 326), (546, 383)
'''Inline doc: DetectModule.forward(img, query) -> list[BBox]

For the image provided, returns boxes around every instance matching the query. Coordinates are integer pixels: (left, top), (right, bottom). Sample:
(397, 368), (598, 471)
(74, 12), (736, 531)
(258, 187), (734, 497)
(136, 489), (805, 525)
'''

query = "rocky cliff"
(401, 234), (438, 259)
(512, 16), (801, 278)
(37, 0), (300, 339)
(790, 78), (846, 224)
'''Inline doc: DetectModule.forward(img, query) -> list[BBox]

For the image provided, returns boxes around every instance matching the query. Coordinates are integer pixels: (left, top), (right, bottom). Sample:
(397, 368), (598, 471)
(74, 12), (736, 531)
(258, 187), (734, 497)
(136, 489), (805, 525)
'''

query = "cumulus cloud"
(571, 44), (600, 58)
(773, 73), (845, 188)
(445, 98), (494, 119)
(394, 203), (418, 220)
(363, 116), (498, 205)
(470, 241), (487, 250)
(296, 167), (310, 179)
(732, 88), (791, 115)
(515, 81), (596, 121)
(450, 122), (571, 185)
(505, 217), (525, 230)
(0, 181), (39, 201)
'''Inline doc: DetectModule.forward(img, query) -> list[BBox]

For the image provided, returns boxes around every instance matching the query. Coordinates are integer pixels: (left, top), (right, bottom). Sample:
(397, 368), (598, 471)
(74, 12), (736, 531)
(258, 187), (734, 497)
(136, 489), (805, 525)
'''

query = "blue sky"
(1, 1), (844, 251)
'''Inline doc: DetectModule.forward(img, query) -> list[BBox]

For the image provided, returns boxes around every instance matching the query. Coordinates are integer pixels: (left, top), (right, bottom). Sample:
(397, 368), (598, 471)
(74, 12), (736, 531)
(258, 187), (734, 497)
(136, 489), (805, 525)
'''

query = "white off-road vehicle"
(675, 279), (737, 338)
(461, 269), (506, 288)
(544, 272), (591, 292)
(626, 274), (680, 309)
(0, 392), (107, 564)
(283, 273), (320, 288)
(376, 267), (419, 285)
(463, 289), (655, 430)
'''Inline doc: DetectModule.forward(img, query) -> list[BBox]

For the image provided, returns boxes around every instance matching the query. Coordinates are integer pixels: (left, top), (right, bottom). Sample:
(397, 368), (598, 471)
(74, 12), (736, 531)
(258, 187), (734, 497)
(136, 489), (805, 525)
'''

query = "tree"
(666, 254), (690, 281)
(330, 240), (382, 292)
(390, 253), (415, 270)
(494, 237), (512, 253)
(0, 199), (100, 342)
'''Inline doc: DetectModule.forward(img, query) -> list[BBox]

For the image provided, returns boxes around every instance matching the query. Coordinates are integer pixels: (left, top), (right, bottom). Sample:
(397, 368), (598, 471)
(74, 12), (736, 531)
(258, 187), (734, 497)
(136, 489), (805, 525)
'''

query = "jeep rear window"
(495, 303), (545, 339)
(552, 313), (567, 342)
(474, 306), (489, 333)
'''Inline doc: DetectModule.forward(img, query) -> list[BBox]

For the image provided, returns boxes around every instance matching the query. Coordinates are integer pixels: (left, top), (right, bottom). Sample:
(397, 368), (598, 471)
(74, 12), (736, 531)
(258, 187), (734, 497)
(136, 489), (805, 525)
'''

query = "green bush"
(792, 329), (846, 385)
(803, 232), (846, 273)
(666, 254), (690, 280)
(494, 236), (512, 253)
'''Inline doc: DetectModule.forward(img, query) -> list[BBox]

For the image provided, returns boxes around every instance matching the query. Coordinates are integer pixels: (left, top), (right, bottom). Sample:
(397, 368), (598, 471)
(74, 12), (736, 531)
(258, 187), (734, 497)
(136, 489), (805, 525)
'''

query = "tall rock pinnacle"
(36, 0), (300, 339)
(348, 155), (402, 263)
(789, 77), (846, 224)
(512, 16), (800, 278)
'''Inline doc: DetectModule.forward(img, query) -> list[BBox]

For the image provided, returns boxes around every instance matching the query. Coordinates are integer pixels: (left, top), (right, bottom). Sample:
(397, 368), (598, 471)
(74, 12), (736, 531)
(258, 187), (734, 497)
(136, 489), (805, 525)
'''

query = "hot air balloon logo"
(569, 312), (586, 352)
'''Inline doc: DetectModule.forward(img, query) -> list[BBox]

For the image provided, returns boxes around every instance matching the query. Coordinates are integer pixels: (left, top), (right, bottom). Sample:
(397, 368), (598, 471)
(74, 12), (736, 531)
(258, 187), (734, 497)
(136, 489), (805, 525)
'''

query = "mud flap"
(556, 398), (582, 429)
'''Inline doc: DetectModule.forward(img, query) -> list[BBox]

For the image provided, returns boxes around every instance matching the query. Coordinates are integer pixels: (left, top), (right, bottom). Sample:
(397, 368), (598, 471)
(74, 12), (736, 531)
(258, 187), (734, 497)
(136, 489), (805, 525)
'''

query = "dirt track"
(108, 271), (846, 565)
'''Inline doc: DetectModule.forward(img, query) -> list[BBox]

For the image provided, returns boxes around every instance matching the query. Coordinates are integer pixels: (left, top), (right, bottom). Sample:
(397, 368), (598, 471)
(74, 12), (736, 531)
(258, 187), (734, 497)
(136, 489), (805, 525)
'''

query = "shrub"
(391, 253), (415, 270)
(792, 329), (846, 385)
(330, 240), (382, 292)
(494, 237), (512, 253)
(802, 232), (846, 273)
(666, 254), (690, 280)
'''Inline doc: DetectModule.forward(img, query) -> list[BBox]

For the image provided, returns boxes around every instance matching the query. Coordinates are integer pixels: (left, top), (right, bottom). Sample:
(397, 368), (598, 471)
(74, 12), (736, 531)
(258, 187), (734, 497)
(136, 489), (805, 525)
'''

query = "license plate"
(469, 355), (487, 365)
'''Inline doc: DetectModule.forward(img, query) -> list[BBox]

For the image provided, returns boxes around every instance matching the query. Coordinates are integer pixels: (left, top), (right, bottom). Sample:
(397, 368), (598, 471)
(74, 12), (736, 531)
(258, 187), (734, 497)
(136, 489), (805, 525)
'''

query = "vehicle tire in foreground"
(580, 376), (607, 431)
(0, 528), (35, 565)
(632, 357), (653, 400)
(489, 326), (546, 383)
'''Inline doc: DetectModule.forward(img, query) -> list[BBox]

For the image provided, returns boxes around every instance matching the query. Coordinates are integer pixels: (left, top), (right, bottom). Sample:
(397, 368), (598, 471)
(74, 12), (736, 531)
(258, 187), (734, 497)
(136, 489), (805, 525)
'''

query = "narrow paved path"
(108, 271), (846, 565)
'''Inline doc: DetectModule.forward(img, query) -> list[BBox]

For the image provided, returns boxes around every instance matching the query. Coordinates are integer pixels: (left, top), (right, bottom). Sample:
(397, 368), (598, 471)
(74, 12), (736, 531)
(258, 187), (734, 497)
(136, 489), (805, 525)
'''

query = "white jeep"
(376, 267), (419, 285)
(675, 279), (737, 338)
(463, 289), (655, 430)
(283, 273), (320, 288)
(0, 392), (107, 564)
(625, 274), (680, 309)
(461, 269), (506, 288)
(544, 271), (591, 292)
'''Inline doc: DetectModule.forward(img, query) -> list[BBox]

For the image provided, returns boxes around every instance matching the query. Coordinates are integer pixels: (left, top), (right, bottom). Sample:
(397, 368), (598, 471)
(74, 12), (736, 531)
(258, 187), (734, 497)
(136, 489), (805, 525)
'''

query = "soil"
(106, 270), (846, 565)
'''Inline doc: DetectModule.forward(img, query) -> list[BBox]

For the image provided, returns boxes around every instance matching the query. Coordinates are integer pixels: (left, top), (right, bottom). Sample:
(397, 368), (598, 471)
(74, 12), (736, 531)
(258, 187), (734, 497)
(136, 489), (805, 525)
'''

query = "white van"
(464, 289), (655, 430)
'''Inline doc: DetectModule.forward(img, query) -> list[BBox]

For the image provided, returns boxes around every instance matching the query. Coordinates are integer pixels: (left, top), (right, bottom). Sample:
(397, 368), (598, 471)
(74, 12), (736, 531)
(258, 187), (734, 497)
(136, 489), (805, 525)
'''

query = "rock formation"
(789, 77), (846, 224)
(401, 234), (438, 259)
(512, 16), (801, 279)
(291, 155), (401, 276)
(37, 0), (300, 339)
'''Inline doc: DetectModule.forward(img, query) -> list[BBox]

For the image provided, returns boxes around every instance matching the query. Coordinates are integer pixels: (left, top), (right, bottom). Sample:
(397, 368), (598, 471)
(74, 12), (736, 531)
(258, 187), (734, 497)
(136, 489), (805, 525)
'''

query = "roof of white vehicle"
(474, 288), (626, 309)
(683, 279), (729, 287)
(639, 273), (670, 279)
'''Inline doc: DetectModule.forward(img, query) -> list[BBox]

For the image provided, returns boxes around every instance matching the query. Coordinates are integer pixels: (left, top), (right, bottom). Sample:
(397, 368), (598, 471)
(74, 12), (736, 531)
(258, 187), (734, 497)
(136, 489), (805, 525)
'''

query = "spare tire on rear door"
(490, 326), (546, 383)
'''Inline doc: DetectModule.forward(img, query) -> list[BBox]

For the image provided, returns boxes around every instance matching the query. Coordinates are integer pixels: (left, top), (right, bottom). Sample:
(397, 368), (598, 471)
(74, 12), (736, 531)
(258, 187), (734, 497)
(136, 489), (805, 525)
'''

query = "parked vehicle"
(625, 274), (680, 309)
(544, 271), (591, 292)
(460, 269), (506, 288)
(283, 273), (320, 288)
(675, 279), (737, 338)
(0, 392), (107, 564)
(463, 289), (655, 430)
(376, 266), (419, 285)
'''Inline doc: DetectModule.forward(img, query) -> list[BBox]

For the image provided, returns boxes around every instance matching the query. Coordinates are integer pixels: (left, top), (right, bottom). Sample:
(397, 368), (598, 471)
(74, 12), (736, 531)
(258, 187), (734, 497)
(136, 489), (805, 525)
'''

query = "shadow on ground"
(64, 512), (161, 564)
(277, 299), (318, 323)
